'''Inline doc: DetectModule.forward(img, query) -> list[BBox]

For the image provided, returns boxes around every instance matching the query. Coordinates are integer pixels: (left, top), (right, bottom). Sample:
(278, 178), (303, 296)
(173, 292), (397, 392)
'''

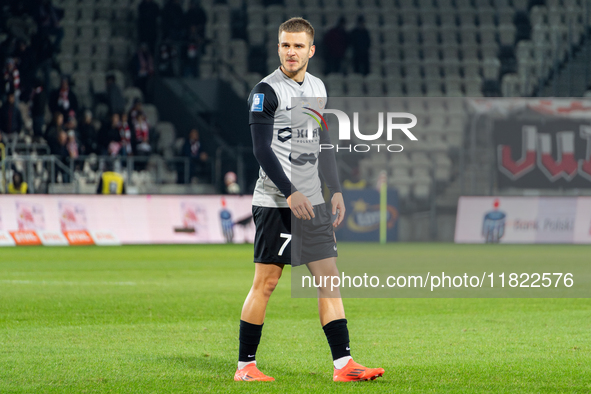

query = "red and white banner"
(37, 230), (69, 246)
(0, 195), (255, 246)
(455, 196), (590, 244)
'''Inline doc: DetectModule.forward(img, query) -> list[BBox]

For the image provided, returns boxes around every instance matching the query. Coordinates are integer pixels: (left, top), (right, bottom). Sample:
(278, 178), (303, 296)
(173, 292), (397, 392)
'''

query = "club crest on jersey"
(251, 93), (264, 112)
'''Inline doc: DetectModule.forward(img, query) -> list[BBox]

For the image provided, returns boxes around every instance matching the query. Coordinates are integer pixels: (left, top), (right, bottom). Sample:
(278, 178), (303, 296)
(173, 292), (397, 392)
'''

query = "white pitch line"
(0, 280), (137, 286)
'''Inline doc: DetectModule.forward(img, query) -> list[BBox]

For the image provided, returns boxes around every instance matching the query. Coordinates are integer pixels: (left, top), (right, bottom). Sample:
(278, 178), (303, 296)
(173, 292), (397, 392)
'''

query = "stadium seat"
(365, 74), (385, 97)
(482, 58), (500, 80)
(390, 168), (413, 191)
(439, 10), (457, 28)
(71, 71), (90, 96)
(464, 77), (483, 96)
(440, 27), (459, 47)
(459, 28), (478, 47)
(501, 74), (520, 97)
(443, 63), (461, 79)
(421, 10), (438, 27)
(123, 87), (143, 108)
(89, 71), (106, 94)
(457, 8), (477, 27)
(422, 45), (441, 62)
(155, 122), (176, 158)
(143, 104), (159, 126)
(412, 179), (431, 200)
(497, 24), (516, 46)
(385, 80), (404, 96)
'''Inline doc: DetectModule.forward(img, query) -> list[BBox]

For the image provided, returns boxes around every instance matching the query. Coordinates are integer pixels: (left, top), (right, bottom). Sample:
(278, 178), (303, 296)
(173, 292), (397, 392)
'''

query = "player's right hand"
(287, 191), (315, 220)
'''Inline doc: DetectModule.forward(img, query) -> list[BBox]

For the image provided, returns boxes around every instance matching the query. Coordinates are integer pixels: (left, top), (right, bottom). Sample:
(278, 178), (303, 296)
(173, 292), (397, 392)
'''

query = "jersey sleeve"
(318, 128), (342, 195)
(248, 82), (278, 125)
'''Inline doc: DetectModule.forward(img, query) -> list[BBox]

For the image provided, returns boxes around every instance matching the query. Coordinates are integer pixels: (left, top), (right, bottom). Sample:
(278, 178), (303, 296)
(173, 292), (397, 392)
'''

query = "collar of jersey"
(277, 67), (307, 88)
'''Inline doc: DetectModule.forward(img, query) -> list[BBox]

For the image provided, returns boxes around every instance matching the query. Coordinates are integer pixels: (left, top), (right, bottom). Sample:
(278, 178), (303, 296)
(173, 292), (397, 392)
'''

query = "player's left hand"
(331, 192), (345, 227)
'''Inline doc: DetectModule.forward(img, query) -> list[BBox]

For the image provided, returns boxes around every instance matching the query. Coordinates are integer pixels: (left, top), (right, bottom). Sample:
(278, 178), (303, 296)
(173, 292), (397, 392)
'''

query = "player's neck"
(280, 65), (307, 83)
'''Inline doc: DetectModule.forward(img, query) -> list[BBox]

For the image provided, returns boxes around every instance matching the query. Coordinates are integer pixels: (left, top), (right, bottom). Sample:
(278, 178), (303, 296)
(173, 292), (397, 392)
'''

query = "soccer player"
(235, 17), (384, 382)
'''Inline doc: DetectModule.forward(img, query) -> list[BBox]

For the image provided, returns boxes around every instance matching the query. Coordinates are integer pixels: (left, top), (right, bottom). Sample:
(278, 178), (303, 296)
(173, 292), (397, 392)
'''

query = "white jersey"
(248, 67), (328, 208)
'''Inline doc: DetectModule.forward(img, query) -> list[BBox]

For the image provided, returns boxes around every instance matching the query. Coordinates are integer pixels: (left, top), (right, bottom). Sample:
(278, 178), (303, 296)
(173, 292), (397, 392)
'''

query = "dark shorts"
(252, 204), (338, 267)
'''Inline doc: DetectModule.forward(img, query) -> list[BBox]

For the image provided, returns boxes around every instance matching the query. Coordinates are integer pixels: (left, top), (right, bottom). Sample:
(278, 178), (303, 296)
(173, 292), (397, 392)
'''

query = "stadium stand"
(0, 0), (589, 205)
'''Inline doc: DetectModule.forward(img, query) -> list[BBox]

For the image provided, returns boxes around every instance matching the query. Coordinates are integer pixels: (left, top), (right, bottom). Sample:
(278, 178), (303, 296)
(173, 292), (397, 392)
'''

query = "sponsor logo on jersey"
(289, 152), (317, 166)
(278, 127), (292, 142)
(251, 93), (264, 112)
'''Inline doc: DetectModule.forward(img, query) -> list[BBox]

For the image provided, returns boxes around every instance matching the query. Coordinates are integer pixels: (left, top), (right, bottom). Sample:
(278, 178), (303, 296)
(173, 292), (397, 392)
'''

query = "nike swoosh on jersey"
(285, 105), (297, 110)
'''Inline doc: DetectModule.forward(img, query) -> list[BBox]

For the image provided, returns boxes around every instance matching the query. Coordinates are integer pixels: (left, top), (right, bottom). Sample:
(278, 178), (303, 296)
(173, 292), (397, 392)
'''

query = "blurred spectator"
(158, 41), (177, 77)
(13, 39), (35, 97)
(343, 167), (367, 190)
(46, 111), (64, 147)
(350, 16), (371, 75)
(30, 78), (47, 140)
(97, 162), (126, 194)
(34, 0), (64, 53)
(133, 112), (151, 155)
(161, 0), (185, 41)
(118, 113), (134, 156)
(66, 130), (79, 159)
(50, 130), (71, 182)
(8, 171), (29, 194)
(323, 17), (349, 75)
(185, 0), (207, 40)
(0, 92), (23, 142)
(63, 114), (79, 160)
(104, 113), (121, 156)
(137, 0), (160, 53)
(514, 11), (531, 42)
(105, 73), (125, 115)
(224, 171), (240, 194)
(183, 25), (203, 77)
(30, 30), (56, 91)
(3, 58), (20, 101)
(78, 110), (99, 155)
(131, 44), (154, 96)
(178, 128), (208, 183)
(128, 98), (144, 124)
(49, 76), (78, 118)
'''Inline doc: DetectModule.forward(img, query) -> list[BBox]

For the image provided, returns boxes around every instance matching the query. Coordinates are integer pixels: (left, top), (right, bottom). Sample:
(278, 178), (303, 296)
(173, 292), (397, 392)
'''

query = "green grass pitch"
(0, 243), (590, 393)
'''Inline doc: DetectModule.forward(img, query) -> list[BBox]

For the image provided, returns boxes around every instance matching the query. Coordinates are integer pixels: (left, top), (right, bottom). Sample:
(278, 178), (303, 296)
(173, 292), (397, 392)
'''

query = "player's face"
(278, 31), (315, 79)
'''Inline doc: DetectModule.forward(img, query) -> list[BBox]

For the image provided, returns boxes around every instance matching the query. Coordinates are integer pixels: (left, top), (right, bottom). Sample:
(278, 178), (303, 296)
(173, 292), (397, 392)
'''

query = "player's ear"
(309, 44), (315, 58)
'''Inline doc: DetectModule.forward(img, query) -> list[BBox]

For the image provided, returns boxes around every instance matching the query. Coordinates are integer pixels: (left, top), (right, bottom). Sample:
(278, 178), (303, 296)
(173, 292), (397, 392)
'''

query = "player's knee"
(262, 277), (279, 297)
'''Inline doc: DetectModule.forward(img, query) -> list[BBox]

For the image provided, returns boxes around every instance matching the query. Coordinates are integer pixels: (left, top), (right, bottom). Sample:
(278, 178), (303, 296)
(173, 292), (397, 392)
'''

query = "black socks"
(322, 318), (351, 360)
(239, 318), (350, 363)
(238, 320), (263, 362)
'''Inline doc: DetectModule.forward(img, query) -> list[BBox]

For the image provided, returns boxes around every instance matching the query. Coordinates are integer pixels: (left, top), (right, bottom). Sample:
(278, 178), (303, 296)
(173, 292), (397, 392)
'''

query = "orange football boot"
(333, 359), (385, 382)
(234, 363), (275, 382)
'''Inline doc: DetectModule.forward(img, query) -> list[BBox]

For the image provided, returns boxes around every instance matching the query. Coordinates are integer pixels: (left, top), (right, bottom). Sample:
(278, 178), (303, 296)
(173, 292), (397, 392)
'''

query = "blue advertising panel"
(336, 189), (399, 242)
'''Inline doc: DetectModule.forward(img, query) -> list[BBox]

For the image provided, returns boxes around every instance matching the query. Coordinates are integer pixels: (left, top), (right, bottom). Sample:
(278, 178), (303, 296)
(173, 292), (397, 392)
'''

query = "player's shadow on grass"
(158, 355), (386, 384)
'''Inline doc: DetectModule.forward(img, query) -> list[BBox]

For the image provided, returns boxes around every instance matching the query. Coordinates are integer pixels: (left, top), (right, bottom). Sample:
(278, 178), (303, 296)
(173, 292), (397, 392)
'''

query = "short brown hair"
(278, 17), (315, 44)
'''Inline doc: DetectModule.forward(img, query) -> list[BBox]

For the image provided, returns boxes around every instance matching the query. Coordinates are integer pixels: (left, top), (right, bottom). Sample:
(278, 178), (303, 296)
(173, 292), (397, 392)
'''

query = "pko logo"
(308, 109), (418, 153)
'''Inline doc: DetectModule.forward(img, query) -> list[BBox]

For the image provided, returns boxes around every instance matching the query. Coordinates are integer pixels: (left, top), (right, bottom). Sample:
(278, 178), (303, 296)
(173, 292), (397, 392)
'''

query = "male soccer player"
(235, 17), (384, 382)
